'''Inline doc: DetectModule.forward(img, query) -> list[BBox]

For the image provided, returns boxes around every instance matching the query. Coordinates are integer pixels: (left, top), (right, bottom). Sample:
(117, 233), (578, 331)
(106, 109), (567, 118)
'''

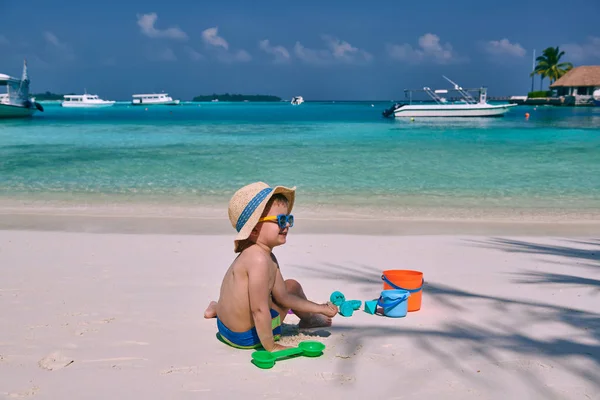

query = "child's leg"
(272, 279), (332, 329)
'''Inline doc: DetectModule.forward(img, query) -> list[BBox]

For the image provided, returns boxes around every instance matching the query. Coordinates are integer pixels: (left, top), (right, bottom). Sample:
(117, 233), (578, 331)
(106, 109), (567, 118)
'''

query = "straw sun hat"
(228, 182), (296, 252)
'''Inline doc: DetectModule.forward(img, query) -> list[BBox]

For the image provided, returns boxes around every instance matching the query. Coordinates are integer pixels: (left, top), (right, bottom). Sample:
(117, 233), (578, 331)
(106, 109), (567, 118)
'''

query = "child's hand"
(320, 302), (338, 318)
(269, 343), (293, 352)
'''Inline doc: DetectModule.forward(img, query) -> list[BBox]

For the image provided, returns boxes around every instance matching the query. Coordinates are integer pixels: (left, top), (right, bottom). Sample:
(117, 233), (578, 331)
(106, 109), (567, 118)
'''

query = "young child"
(204, 182), (337, 351)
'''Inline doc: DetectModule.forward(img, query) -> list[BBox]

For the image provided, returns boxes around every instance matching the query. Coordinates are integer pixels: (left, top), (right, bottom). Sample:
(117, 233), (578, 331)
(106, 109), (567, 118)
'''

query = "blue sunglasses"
(258, 214), (294, 230)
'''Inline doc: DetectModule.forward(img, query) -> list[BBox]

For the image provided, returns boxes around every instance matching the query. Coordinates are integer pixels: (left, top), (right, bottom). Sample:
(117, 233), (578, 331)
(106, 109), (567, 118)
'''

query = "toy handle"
(270, 347), (303, 360)
(381, 275), (424, 293)
(377, 295), (409, 309)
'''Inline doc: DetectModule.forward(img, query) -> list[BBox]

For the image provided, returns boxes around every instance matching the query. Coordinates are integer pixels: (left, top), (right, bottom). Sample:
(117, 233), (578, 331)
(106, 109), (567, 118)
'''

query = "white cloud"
(218, 49), (251, 63)
(201, 27), (251, 63)
(294, 35), (372, 65)
(484, 38), (526, 57)
(201, 27), (229, 50)
(136, 13), (187, 40)
(387, 33), (459, 64)
(43, 31), (75, 60)
(258, 39), (290, 63)
(293, 42), (331, 65)
(234, 50), (251, 62)
(322, 35), (372, 63)
(44, 32), (62, 48)
(184, 46), (203, 61)
(561, 36), (600, 62)
(0, 35), (8, 45)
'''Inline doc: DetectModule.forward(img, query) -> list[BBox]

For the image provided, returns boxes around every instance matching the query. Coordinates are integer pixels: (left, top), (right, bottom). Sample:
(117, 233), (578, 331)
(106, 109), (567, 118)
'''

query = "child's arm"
(247, 259), (280, 351)
(271, 269), (334, 316)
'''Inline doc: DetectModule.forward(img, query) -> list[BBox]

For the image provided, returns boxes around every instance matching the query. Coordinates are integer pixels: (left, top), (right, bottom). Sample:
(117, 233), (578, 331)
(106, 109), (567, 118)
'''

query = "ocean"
(1, 102), (599, 219)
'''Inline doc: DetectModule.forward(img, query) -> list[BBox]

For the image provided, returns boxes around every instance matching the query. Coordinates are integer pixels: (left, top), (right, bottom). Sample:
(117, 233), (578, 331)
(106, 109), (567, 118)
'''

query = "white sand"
(0, 230), (598, 399)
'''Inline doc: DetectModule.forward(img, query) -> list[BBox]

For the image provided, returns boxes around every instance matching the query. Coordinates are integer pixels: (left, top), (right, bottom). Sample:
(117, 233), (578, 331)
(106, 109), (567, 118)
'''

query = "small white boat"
(383, 76), (516, 118)
(291, 96), (304, 105)
(61, 93), (115, 108)
(593, 89), (600, 107)
(0, 60), (44, 119)
(131, 93), (180, 106)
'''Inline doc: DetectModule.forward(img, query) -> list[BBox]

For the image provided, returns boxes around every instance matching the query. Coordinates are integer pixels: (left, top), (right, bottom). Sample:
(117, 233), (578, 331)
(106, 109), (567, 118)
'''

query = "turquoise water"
(1, 102), (599, 213)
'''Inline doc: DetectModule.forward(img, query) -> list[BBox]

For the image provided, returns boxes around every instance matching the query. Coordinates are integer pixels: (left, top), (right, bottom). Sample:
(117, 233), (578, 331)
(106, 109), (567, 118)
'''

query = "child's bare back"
(203, 182), (337, 351)
(211, 246), (279, 334)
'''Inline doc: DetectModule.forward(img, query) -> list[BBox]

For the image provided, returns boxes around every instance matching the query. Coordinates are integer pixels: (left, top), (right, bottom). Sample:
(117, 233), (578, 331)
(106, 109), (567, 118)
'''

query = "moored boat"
(0, 60), (44, 119)
(131, 93), (180, 106)
(61, 93), (115, 108)
(383, 76), (516, 118)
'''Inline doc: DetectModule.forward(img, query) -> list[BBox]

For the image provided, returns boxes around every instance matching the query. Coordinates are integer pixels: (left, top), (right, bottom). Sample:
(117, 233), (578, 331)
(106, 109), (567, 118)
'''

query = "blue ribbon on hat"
(236, 187), (273, 232)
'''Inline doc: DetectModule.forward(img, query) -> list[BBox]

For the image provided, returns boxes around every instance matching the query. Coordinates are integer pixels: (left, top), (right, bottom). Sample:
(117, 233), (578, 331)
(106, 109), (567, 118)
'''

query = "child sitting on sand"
(204, 182), (337, 351)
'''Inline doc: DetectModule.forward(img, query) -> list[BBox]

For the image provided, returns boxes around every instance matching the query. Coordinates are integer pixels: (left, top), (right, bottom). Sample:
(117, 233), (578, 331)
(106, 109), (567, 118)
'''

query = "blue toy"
(339, 300), (362, 317)
(329, 291), (346, 306)
(330, 291), (364, 317)
(364, 300), (378, 315)
(377, 289), (411, 318)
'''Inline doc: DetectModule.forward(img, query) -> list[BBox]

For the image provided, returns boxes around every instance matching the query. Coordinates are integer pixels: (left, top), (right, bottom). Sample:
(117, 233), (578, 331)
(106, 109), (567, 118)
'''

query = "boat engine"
(24, 100), (44, 112)
(382, 103), (401, 118)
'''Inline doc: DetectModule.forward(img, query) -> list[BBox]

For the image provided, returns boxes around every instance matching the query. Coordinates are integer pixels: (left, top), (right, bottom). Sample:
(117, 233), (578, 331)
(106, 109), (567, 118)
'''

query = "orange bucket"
(382, 270), (423, 312)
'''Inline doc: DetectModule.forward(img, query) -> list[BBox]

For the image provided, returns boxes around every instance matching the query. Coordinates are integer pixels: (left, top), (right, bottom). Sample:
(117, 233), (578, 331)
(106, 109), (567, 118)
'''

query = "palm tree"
(530, 46), (573, 90)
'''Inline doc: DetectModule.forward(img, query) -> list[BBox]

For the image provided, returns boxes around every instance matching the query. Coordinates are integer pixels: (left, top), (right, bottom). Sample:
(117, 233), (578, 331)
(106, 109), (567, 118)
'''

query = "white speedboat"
(383, 76), (516, 118)
(0, 60), (44, 119)
(291, 96), (304, 105)
(61, 93), (115, 108)
(131, 93), (180, 106)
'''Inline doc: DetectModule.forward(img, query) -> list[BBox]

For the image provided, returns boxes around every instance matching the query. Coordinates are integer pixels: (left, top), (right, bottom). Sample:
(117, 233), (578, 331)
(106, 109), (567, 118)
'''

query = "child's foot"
(203, 301), (218, 319)
(298, 314), (332, 329)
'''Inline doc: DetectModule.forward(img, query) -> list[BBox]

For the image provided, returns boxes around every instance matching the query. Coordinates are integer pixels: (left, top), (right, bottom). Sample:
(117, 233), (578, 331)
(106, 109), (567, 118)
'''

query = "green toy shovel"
(251, 341), (326, 369)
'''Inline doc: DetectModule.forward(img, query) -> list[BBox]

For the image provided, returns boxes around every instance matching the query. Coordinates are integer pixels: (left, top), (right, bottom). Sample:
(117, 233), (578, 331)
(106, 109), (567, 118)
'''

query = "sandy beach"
(0, 214), (598, 399)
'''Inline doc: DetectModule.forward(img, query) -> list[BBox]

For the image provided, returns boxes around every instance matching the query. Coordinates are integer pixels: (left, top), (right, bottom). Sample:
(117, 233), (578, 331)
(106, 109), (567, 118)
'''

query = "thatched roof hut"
(549, 66), (600, 103)
(550, 66), (600, 88)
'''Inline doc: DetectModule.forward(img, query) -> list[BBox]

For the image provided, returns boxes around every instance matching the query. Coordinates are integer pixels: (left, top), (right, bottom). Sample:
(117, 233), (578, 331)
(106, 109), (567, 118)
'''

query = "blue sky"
(1, 0), (599, 100)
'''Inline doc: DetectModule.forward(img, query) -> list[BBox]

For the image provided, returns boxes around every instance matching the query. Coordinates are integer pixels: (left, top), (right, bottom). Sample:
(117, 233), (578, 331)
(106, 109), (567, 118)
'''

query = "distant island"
(192, 93), (282, 102)
(32, 91), (73, 101)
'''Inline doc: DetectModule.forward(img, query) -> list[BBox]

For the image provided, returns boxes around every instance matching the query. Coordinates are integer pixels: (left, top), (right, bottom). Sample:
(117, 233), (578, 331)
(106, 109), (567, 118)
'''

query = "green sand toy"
(251, 341), (326, 369)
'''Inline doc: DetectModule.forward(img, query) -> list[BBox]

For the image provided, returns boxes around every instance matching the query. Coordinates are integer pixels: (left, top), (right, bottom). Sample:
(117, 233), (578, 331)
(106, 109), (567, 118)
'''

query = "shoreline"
(1, 196), (599, 219)
(2, 207), (599, 236)
(1, 196), (599, 236)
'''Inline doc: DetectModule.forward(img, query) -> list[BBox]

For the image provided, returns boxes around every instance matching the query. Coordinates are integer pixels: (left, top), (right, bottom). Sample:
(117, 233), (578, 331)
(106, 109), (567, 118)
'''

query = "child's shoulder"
(236, 245), (275, 264)
(236, 246), (277, 269)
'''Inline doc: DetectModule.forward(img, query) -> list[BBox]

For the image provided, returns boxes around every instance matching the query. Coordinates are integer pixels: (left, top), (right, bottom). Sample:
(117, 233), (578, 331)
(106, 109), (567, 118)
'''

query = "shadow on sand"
(290, 237), (600, 397)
